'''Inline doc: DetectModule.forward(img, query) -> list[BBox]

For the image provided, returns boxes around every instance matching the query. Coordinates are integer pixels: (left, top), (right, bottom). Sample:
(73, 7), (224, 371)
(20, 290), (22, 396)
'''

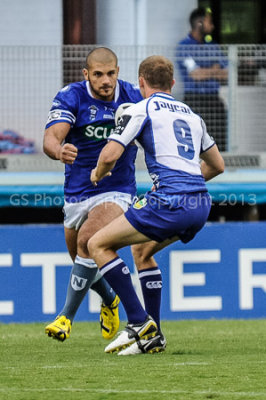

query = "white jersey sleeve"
(108, 101), (147, 147)
(200, 119), (216, 153)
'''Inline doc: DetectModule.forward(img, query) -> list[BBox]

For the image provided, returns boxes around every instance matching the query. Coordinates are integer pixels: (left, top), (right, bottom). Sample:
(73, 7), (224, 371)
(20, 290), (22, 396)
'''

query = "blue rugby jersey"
(176, 34), (228, 94)
(45, 80), (143, 201)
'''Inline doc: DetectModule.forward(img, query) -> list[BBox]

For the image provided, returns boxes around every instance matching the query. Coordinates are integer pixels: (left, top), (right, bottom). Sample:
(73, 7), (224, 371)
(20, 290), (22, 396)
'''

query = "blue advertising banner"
(0, 222), (266, 323)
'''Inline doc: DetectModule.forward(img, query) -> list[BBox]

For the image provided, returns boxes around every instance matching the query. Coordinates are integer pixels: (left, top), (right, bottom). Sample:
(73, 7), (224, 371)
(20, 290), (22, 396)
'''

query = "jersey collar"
(151, 92), (175, 100)
(187, 33), (201, 44)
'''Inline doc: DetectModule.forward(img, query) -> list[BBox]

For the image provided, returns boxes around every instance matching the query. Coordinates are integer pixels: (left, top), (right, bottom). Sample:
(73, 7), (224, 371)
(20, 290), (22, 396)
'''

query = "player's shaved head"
(86, 47), (118, 69)
(83, 47), (120, 101)
(139, 55), (174, 91)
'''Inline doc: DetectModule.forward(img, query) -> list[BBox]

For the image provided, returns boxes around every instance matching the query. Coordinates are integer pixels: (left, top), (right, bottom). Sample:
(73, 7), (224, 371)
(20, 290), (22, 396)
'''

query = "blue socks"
(138, 267), (162, 331)
(100, 257), (148, 324)
(60, 255), (161, 328)
(60, 256), (98, 322)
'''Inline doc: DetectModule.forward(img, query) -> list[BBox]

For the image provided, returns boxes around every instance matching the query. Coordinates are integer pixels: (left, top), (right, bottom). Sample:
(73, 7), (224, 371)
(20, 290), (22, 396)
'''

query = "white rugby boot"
(104, 315), (157, 353)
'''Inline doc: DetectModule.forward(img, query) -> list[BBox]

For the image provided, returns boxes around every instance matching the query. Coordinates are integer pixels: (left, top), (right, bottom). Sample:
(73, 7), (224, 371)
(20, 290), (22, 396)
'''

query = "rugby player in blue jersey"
(43, 47), (143, 341)
(88, 55), (224, 355)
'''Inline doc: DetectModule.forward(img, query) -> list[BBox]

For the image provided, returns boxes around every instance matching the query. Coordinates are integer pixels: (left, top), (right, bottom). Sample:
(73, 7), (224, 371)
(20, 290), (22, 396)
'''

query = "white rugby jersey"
(109, 92), (215, 194)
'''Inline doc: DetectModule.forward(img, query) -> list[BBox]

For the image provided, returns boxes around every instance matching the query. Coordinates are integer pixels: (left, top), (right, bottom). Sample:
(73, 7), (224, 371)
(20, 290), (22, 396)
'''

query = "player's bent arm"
(43, 122), (78, 164)
(90, 140), (125, 186)
(200, 144), (225, 181)
(211, 64), (228, 81)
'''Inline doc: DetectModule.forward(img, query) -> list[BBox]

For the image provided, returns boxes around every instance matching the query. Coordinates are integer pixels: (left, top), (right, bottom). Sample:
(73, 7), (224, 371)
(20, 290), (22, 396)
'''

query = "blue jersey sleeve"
(45, 84), (79, 129)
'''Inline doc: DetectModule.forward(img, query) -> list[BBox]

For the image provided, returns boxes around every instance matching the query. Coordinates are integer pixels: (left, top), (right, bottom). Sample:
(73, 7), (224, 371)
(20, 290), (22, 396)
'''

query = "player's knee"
(77, 232), (90, 255)
(87, 236), (99, 260)
(131, 245), (153, 269)
(131, 245), (143, 266)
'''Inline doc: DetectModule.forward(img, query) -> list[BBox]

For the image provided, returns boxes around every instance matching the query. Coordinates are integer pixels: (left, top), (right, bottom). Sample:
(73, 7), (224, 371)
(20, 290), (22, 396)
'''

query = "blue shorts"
(125, 191), (211, 243)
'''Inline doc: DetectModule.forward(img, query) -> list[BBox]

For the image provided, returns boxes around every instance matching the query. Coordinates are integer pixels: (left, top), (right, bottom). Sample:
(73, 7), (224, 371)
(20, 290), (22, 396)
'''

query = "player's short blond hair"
(138, 55), (174, 91)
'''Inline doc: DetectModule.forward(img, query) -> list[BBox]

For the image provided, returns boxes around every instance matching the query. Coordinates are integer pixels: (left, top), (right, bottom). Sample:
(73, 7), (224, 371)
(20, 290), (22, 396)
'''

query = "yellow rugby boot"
(45, 315), (71, 342)
(100, 295), (120, 340)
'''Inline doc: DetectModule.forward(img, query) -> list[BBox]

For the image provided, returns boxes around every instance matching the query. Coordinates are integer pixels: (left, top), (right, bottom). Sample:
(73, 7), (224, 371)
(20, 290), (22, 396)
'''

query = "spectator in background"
(176, 7), (228, 151)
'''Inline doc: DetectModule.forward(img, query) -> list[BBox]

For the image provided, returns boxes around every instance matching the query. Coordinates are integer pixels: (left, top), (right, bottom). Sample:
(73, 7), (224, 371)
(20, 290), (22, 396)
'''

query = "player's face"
(83, 62), (119, 101)
(203, 14), (214, 34)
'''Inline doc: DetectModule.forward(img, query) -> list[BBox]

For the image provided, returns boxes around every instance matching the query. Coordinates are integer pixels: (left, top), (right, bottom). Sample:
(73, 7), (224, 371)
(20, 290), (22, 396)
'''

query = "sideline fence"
(0, 44), (266, 159)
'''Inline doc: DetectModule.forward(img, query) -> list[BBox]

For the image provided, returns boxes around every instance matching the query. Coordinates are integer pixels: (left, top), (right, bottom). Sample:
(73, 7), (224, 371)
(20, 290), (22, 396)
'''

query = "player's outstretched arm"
(43, 122), (78, 165)
(200, 144), (225, 181)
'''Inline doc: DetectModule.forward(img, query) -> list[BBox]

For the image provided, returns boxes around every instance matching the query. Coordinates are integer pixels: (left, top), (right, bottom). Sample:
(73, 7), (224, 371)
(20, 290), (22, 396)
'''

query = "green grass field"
(1, 319), (266, 400)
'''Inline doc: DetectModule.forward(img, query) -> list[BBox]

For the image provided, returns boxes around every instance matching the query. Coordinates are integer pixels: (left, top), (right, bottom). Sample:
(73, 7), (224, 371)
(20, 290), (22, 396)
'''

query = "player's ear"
(116, 66), (120, 75)
(82, 68), (89, 80)
(138, 76), (145, 98)
(138, 76), (144, 88)
(197, 19), (204, 31)
(171, 79), (176, 89)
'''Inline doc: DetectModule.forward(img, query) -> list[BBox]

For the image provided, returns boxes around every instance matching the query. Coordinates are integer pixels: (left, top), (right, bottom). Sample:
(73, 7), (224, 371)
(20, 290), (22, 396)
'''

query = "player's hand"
(90, 168), (112, 186)
(58, 143), (78, 164)
(90, 168), (98, 186)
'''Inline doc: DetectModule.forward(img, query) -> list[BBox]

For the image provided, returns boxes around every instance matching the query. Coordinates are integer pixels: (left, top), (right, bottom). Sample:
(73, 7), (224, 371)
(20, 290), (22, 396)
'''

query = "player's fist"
(58, 143), (78, 164)
(90, 168), (112, 186)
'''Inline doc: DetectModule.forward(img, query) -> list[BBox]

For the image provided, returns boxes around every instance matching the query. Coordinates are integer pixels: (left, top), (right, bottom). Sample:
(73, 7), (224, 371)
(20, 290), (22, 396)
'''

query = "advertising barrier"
(0, 222), (266, 323)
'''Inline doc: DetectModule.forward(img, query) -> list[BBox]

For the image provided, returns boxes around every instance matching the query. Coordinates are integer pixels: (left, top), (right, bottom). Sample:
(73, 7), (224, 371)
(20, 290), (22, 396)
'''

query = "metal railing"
(0, 44), (265, 165)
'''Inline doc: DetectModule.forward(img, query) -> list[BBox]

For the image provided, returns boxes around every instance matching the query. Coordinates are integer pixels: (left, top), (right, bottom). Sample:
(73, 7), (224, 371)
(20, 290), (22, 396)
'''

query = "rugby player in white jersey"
(43, 47), (143, 341)
(89, 55), (224, 355)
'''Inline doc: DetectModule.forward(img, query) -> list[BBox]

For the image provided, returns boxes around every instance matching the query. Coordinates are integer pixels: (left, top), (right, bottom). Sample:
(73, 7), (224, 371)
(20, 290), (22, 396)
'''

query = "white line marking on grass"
(3, 361), (124, 371)
(173, 362), (210, 366)
(1, 388), (266, 397)
(4, 360), (266, 371)
(4, 364), (89, 370)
